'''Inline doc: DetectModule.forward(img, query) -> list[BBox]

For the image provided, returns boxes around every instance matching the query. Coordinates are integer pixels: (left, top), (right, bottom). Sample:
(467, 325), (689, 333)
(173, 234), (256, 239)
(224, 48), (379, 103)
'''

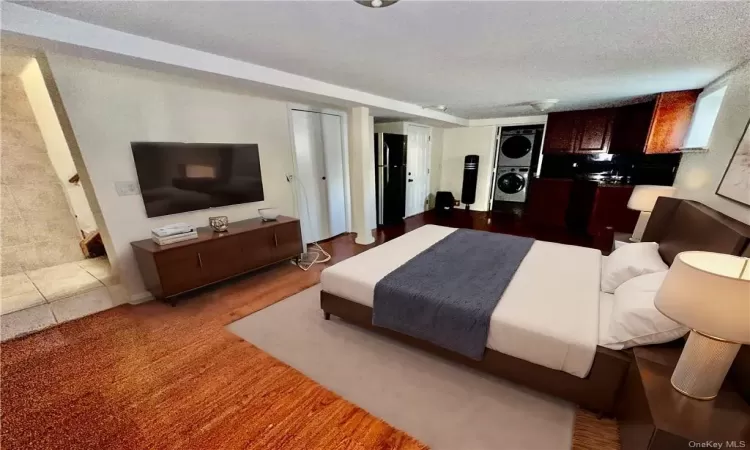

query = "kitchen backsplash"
(539, 153), (681, 186)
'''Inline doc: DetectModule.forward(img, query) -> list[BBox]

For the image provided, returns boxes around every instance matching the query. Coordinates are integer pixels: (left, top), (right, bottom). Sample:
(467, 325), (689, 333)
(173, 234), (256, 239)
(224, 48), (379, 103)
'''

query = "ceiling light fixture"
(424, 105), (448, 112)
(530, 99), (559, 112)
(355, 0), (400, 8)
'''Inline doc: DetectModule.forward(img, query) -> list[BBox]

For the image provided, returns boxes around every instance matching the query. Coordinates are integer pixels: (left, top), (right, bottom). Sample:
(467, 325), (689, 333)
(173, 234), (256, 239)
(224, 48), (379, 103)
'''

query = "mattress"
(321, 225), (604, 378)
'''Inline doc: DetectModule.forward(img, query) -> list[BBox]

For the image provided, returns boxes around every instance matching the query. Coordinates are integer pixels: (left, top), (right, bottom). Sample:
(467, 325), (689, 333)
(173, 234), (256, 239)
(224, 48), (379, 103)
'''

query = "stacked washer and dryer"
(493, 127), (539, 203)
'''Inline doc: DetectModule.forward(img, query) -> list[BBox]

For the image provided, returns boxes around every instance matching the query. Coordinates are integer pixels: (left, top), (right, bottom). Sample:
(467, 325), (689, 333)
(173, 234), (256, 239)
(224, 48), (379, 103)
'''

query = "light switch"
(115, 181), (140, 196)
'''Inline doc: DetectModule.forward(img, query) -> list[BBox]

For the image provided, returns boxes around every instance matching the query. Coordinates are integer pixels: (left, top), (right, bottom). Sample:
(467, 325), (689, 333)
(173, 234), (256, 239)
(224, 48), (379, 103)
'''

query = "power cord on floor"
(291, 175), (332, 271)
(296, 241), (332, 271)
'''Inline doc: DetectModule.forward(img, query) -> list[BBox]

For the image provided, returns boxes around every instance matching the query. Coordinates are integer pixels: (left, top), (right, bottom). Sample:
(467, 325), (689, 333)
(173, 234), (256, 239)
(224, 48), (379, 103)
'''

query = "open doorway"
(1, 48), (120, 340)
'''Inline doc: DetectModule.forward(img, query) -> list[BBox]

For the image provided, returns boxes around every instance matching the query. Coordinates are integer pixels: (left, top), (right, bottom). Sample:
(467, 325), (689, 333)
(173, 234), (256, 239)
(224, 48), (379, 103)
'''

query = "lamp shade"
(627, 185), (677, 212)
(654, 251), (750, 344)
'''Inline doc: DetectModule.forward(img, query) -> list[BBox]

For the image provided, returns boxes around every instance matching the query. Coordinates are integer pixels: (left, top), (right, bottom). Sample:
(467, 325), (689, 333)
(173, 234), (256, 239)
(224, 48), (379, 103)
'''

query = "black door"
(497, 173), (526, 194)
(383, 133), (407, 225)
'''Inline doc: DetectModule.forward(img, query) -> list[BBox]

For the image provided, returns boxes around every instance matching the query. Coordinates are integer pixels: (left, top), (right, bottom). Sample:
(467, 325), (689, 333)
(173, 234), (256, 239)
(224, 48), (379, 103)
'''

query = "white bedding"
(599, 291), (615, 343)
(321, 225), (604, 378)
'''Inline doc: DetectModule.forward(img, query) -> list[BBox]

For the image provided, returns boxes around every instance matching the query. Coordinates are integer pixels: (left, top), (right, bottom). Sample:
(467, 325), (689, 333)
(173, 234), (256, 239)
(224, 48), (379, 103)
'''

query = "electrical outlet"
(114, 181), (140, 196)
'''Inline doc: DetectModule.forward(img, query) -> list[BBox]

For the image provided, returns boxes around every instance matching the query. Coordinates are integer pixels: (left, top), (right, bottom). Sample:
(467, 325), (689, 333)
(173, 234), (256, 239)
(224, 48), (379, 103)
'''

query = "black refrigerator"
(375, 133), (407, 226)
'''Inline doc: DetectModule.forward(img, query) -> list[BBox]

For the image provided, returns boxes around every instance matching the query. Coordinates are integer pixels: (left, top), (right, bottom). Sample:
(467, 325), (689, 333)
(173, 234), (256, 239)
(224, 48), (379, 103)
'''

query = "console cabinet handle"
(197, 252), (203, 268)
(273, 232), (278, 247)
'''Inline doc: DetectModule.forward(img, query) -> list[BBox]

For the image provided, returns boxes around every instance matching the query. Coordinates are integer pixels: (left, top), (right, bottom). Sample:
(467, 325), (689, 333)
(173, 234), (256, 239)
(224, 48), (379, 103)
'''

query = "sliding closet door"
(291, 110), (330, 244)
(405, 125), (431, 217)
(320, 114), (347, 238)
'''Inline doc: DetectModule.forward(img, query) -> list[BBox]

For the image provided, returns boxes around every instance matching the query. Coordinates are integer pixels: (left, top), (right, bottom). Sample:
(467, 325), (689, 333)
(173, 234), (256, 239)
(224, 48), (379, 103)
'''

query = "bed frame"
(320, 198), (750, 414)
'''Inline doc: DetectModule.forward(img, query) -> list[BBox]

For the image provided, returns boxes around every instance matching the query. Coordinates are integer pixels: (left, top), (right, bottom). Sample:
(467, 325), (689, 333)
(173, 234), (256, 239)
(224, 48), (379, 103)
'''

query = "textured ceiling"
(16, 1), (750, 118)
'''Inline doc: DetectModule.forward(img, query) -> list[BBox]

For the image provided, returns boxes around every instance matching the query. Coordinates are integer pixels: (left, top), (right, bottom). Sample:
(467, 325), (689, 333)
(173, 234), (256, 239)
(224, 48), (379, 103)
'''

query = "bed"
(320, 198), (750, 414)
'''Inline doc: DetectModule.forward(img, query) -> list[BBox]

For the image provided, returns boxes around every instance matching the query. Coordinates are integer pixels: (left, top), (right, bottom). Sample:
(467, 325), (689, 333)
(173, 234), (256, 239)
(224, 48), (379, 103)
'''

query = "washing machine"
(496, 128), (537, 167)
(494, 167), (530, 203)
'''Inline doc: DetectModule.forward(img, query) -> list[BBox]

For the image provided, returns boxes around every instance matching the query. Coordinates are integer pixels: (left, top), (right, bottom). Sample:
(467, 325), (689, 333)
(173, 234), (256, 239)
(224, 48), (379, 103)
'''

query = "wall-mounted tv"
(131, 142), (264, 218)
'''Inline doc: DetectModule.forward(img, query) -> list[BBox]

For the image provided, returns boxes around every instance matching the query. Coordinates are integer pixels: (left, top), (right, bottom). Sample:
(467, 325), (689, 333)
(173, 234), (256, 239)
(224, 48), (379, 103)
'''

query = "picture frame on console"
(716, 119), (750, 207)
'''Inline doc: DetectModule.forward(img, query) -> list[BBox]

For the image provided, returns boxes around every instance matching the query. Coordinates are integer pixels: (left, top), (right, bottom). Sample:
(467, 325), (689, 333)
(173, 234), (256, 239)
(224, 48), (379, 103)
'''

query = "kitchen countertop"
(532, 176), (633, 186)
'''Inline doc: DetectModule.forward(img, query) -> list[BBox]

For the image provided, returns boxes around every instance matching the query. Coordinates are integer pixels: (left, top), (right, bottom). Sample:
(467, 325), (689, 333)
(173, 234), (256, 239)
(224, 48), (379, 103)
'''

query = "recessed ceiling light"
(354, 0), (400, 8)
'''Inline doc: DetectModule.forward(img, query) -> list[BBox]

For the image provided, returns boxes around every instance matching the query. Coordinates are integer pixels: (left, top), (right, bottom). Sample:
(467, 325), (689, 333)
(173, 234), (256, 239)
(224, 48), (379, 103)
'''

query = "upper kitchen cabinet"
(543, 108), (615, 154)
(576, 108), (615, 153)
(609, 100), (656, 154)
(542, 111), (579, 154)
(543, 89), (701, 156)
(610, 89), (701, 154)
(643, 90), (701, 153)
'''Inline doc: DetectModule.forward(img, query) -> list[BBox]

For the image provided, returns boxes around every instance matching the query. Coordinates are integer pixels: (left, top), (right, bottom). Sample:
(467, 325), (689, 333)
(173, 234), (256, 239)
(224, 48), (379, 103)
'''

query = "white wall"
(674, 61), (750, 224)
(440, 126), (496, 211)
(46, 53), (298, 300)
(20, 58), (97, 235)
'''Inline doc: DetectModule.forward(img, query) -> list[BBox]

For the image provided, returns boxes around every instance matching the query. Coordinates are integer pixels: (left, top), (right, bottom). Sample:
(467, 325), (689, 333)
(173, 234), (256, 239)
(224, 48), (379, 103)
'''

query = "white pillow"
(600, 242), (668, 293)
(600, 271), (688, 350)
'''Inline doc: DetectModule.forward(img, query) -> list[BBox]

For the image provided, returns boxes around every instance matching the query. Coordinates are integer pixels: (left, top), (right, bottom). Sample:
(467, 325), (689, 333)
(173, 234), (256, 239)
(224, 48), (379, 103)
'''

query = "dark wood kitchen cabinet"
(132, 216), (303, 304)
(609, 100), (656, 154)
(542, 112), (579, 154)
(644, 90), (701, 153)
(527, 179), (638, 237)
(544, 89), (700, 155)
(586, 185), (640, 236)
(525, 178), (573, 227)
(543, 108), (615, 154)
(576, 108), (615, 153)
(611, 90), (700, 154)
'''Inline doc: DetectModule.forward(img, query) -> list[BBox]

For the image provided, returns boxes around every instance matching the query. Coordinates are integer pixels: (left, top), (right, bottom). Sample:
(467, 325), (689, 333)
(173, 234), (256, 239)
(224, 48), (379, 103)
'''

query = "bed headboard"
(642, 197), (750, 403)
(642, 197), (750, 265)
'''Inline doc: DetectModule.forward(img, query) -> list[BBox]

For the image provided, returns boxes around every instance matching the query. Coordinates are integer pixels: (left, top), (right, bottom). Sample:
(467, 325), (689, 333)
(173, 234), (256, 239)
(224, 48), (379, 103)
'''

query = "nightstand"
(616, 344), (750, 450)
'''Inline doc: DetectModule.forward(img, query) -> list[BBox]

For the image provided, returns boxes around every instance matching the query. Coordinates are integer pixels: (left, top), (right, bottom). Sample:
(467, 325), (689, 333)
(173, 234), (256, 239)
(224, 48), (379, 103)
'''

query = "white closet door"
(405, 125), (431, 217)
(320, 114), (346, 237)
(291, 110), (329, 244)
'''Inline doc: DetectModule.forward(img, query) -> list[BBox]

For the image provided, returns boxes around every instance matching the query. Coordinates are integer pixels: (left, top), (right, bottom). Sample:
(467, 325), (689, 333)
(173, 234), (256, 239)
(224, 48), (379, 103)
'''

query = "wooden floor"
(1, 210), (618, 449)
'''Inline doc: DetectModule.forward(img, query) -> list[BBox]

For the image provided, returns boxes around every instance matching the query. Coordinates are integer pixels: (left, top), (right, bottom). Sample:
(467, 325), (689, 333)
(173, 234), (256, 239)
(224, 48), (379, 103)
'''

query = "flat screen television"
(131, 142), (264, 218)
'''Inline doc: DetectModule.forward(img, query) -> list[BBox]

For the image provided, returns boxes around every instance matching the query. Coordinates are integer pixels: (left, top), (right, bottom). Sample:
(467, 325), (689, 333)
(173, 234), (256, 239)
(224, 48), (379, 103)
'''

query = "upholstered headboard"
(642, 197), (750, 403)
(642, 197), (750, 265)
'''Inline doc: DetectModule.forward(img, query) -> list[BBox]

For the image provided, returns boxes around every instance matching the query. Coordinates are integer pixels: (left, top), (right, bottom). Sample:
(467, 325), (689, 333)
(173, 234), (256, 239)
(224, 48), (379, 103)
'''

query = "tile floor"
(0, 257), (127, 341)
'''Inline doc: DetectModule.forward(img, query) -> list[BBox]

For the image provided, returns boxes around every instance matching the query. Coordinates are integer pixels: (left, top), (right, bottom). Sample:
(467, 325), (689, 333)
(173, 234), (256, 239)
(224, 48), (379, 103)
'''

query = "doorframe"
(287, 104), (352, 241)
(487, 126), (502, 210)
(405, 123), (432, 217)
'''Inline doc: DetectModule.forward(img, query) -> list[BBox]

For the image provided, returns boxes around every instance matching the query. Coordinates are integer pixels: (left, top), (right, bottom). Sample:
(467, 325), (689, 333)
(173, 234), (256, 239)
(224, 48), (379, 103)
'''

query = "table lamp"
(627, 185), (677, 241)
(654, 251), (750, 400)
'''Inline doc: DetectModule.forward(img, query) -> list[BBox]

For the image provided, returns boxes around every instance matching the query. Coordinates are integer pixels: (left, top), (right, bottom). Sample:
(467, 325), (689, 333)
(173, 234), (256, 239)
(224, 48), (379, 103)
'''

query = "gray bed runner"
(373, 229), (534, 360)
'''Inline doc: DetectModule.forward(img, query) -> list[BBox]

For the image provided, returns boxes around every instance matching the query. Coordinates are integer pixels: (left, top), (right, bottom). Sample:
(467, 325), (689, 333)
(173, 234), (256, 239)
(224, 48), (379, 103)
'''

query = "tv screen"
(131, 142), (264, 218)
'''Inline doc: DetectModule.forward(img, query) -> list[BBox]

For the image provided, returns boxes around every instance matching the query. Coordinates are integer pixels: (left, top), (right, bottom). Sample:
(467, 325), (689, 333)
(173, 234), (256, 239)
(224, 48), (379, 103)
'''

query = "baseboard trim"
(129, 292), (154, 305)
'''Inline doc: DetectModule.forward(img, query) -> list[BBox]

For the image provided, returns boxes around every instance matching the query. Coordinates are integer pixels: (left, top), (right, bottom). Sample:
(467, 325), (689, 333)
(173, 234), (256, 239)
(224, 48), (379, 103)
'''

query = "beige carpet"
(228, 285), (576, 450)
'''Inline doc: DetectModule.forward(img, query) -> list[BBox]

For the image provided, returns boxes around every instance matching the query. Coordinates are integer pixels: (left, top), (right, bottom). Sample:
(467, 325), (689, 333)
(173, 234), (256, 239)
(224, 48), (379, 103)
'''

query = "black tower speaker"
(461, 155), (479, 207)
